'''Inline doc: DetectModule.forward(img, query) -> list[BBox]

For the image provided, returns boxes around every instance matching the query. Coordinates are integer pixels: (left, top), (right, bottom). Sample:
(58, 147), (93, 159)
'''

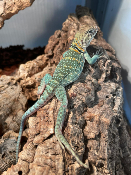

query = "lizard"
(16, 25), (103, 169)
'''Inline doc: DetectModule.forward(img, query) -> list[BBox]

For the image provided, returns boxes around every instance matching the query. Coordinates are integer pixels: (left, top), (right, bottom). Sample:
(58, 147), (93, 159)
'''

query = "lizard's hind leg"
(37, 74), (52, 95)
(55, 86), (89, 169)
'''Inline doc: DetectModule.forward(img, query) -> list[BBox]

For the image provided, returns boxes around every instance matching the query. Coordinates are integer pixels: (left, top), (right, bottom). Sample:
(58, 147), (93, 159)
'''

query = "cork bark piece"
(0, 5), (131, 175)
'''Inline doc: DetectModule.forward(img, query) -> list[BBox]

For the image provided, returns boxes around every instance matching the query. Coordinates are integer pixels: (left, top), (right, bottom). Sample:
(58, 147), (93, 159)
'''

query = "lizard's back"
(45, 49), (85, 93)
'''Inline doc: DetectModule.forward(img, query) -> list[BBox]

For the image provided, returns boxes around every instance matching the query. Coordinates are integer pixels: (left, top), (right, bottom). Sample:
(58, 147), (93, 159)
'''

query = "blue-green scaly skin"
(16, 26), (102, 169)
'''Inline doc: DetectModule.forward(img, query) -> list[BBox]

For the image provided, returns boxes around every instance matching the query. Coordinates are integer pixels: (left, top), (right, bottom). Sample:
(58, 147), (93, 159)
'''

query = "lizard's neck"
(69, 38), (85, 54)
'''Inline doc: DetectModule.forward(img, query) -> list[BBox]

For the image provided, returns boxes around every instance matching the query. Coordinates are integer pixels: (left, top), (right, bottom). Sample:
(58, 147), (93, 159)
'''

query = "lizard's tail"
(55, 130), (89, 169)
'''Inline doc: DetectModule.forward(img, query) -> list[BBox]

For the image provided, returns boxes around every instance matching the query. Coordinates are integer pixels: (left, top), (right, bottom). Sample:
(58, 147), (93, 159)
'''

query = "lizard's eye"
(89, 30), (93, 34)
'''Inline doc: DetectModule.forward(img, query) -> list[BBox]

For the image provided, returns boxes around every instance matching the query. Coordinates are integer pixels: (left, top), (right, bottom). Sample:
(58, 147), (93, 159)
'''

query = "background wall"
(101, 0), (131, 124)
(0, 0), (85, 48)
(0, 0), (131, 124)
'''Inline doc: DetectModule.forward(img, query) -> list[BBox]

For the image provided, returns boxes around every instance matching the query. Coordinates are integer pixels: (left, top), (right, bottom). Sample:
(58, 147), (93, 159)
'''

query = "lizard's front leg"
(55, 86), (89, 169)
(84, 49), (103, 65)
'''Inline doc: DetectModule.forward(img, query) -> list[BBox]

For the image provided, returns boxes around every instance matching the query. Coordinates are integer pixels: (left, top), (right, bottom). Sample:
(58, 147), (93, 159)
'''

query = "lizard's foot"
(93, 48), (103, 57)
(84, 48), (103, 65)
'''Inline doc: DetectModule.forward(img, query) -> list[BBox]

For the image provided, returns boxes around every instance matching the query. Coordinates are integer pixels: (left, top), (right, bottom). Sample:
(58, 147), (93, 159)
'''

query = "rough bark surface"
(0, 5), (131, 175)
(0, 0), (35, 29)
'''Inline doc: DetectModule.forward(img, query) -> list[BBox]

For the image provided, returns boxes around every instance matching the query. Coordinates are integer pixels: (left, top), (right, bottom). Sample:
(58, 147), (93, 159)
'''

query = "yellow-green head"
(73, 25), (98, 51)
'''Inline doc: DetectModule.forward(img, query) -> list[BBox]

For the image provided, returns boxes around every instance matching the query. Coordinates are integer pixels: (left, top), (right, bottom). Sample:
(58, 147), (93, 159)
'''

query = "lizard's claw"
(96, 49), (104, 56)
(95, 48), (103, 56)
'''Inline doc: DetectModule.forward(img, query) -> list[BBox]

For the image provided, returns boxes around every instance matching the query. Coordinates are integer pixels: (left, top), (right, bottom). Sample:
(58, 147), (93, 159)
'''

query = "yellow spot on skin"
(77, 41), (81, 46)
(73, 58), (76, 60)
(69, 66), (72, 68)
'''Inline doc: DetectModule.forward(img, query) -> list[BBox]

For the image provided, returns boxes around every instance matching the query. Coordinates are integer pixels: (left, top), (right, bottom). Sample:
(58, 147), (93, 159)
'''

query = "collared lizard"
(16, 25), (103, 169)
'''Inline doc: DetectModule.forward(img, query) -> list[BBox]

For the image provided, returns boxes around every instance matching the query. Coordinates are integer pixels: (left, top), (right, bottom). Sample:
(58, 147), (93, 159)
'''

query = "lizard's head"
(74, 25), (98, 51)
